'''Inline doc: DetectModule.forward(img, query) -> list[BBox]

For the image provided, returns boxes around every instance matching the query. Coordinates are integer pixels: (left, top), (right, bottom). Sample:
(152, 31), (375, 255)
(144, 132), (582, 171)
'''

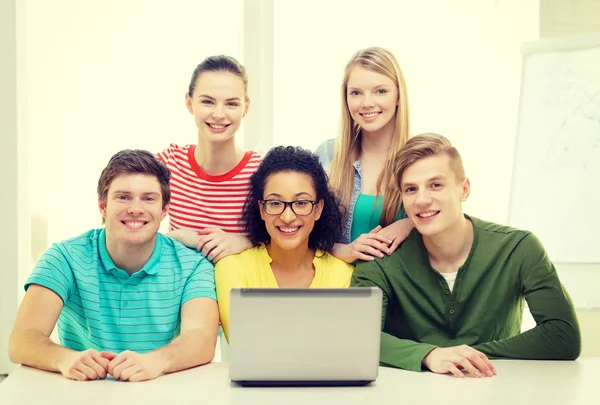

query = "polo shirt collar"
(98, 228), (163, 276)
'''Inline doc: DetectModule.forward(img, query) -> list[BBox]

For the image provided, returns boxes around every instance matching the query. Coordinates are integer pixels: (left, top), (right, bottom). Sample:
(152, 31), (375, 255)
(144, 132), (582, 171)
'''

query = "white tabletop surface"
(1, 359), (599, 405)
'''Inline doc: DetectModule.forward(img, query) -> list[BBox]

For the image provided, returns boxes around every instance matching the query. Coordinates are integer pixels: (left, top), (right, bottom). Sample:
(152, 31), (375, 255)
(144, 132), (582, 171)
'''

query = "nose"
(415, 189), (432, 206)
(212, 104), (225, 119)
(279, 204), (297, 223)
(362, 93), (375, 108)
(126, 199), (144, 215)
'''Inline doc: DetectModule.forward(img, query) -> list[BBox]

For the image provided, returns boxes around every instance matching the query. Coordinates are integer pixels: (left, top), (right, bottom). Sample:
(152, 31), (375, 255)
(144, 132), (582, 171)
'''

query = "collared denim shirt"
(314, 139), (361, 244)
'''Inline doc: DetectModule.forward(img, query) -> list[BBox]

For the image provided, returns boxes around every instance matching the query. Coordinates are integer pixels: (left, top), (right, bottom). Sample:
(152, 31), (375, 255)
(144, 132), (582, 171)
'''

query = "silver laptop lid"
(228, 287), (382, 383)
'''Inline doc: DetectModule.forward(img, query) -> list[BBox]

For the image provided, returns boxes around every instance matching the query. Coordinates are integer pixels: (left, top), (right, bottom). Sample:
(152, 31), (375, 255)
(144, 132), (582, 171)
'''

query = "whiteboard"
(508, 34), (600, 264)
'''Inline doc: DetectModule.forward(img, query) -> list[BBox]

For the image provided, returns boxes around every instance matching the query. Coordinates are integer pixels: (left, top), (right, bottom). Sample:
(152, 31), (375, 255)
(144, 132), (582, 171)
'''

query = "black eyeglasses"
(259, 199), (318, 216)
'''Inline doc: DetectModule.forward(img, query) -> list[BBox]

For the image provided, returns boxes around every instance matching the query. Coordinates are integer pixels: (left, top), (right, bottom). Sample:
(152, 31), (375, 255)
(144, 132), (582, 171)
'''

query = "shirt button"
(449, 309), (455, 315)
(444, 289), (450, 295)
(123, 302), (128, 308)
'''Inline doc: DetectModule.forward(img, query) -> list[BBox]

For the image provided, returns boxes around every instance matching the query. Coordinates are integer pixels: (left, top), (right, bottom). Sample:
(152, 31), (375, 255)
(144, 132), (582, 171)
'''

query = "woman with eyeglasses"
(214, 146), (354, 342)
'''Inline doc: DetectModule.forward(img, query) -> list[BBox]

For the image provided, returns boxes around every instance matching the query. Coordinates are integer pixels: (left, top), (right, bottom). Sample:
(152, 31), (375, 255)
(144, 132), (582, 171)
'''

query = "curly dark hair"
(243, 146), (344, 253)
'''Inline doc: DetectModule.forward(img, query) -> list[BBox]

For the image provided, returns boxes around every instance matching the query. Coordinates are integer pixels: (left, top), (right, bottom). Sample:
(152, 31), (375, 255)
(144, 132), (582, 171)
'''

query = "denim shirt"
(314, 139), (361, 244)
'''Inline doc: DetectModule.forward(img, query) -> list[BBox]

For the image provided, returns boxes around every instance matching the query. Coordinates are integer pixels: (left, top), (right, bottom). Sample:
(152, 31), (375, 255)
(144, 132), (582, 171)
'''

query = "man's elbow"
(8, 331), (24, 365)
(199, 343), (216, 365)
(550, 321), (582, 360)
(193, 330), (218, 366)
(561, 330), (582, 360)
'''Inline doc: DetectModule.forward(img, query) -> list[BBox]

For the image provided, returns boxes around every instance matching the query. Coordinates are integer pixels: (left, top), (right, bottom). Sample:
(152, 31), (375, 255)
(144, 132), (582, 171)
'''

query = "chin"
(272, 239), (303, 251)
(413, 224), (440, 237)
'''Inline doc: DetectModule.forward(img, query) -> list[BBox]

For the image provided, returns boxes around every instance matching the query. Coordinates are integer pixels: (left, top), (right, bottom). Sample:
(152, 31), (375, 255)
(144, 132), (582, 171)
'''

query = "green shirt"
(351, 215), (581, 372)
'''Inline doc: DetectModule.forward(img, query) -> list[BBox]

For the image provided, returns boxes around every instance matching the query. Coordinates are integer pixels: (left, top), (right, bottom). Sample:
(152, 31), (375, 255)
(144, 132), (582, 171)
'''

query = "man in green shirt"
(351, 133), (581, 378)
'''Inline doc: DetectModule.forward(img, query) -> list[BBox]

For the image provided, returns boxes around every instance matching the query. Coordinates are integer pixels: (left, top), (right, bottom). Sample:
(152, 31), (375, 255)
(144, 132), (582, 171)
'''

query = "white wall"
(0, 0), (19, 375)
(541, 0), (600, 37)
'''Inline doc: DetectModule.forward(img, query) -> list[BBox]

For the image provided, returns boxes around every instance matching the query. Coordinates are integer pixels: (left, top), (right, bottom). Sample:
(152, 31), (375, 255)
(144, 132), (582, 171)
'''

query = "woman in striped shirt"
(159, 55), (261, 263)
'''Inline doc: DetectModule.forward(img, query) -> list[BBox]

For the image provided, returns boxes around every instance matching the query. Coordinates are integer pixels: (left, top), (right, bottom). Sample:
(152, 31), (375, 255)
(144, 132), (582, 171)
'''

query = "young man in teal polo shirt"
(9, 149), (219, 382)
(351, 133), (581, 378)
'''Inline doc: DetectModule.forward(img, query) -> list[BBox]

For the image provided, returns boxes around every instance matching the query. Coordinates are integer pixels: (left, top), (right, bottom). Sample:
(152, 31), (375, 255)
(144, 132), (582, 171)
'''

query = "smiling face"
(346, 65), (398, 136)
(98, 173), (168, 248)
(400, 154), (470, 237)
(259, 171), (324, 252)
(185, 71), (249, 144)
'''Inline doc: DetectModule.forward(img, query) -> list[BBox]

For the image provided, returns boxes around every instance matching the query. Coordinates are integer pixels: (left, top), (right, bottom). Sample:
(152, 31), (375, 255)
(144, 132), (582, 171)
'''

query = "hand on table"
(56, 349), (109, 381)
(101, 350), (163, 382)
(422, 345), (496, 378)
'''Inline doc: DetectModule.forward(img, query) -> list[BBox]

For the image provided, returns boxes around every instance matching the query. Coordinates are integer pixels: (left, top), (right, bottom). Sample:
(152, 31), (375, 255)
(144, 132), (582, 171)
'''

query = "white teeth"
(279, 227), (298, 233)
(362, 112), (379, 118)
(418, 212), (437, 218)
(209, 124), (226, 129)
(125, 221), (145, 228)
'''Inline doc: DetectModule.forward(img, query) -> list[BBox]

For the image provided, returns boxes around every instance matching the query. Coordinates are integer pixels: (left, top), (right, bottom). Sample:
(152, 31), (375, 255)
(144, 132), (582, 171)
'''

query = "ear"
(185, 93), (193, 114)
(243, 98), (251, 118)
(314, 199), (324, 221)
(258, 200), (266, 221)
(460, 178), (471, 202)
(160, 203), (169, 221)
(98, 196), (107, 219)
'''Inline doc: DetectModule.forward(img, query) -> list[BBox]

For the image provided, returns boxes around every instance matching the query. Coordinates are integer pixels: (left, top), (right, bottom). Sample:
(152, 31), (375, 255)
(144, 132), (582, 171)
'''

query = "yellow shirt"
(215, 245), (354, 342)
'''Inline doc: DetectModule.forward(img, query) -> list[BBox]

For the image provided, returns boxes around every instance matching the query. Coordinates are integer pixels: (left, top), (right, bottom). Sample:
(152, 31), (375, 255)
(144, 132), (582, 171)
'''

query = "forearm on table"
(151, 328), (217, 374)
(380, 332), (438, 372)
(473, 319), (581, 360)
(9, 329), (75, 372)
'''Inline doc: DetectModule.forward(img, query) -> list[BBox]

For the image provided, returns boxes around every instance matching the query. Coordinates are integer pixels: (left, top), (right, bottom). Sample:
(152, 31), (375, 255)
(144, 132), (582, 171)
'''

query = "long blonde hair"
(329, 47), (410, 226)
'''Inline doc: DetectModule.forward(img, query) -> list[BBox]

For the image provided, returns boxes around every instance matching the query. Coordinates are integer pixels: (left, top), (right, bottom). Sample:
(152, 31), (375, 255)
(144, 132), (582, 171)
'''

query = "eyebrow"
(401, 175), (447, 187)
(264, 192), (314, 199)
(347, 84), (391, 91)
(197, 94), (241, 102)
(111, 190), (161, 196)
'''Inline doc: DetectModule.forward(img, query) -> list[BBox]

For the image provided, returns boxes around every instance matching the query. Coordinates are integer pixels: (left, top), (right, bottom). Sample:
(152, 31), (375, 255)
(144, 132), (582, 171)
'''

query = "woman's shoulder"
(215, 245), (266, 272)
(157, 143), (194, 164)
(314, 139), (335, 157)
(313, 139), (336, 171)
(315, 250), (354, 273)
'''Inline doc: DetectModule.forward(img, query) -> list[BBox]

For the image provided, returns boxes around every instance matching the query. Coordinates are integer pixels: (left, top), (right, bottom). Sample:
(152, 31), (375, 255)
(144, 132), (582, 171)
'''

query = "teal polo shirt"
(25, 228), (216, 353)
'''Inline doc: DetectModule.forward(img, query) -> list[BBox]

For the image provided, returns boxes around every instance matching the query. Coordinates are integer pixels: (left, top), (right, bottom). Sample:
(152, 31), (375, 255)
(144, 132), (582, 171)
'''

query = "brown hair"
(329, 47), (410, 226)
(188, 55), (249, 101)
(97, 150), (171, 222)
(393, 133), (465, 189)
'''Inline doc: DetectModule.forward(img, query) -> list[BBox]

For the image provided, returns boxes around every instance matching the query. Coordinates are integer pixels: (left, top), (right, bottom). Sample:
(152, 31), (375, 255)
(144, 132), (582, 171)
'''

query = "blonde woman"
(315, 47), (414, 263)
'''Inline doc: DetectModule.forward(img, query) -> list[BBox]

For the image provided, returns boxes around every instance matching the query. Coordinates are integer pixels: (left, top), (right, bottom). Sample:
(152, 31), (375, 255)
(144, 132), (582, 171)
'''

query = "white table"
(1, 359), (599, 405)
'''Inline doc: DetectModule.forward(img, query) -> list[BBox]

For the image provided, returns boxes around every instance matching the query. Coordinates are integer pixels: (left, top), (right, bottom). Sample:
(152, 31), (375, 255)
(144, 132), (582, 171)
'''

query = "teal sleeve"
(182, 254), (217, 304)
(474, 234), (581, 360)
(351, 260), (437, 372)
(25, 243), (74, 303)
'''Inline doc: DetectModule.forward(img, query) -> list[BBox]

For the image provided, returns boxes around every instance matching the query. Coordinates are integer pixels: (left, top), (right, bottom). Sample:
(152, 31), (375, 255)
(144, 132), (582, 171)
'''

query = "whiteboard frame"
(521, 33), (600, 56)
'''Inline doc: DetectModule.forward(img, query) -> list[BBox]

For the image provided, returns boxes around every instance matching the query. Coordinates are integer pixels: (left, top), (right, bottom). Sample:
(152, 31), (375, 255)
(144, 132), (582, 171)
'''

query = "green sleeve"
(474, 234), (581, 360)
(351, 259), (437, 372)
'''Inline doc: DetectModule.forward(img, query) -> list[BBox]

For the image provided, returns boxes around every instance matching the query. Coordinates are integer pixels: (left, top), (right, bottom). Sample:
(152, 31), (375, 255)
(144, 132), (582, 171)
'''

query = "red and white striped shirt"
(158, 143), (262, 234)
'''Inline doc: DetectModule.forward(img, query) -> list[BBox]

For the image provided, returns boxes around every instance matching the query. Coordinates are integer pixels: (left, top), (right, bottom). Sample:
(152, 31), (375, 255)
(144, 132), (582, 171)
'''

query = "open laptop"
(228, 287), (382, 386)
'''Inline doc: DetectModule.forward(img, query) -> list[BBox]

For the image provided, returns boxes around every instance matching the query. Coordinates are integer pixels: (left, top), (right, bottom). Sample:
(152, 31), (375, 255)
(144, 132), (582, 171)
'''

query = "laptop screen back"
(228, 287), (382, 384)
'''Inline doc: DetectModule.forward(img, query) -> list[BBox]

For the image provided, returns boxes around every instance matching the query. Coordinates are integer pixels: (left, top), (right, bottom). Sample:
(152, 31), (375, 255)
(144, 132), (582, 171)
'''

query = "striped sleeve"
(182, 255), (217, 304)
(157, 143), (176, 165)
(25, 243), (75, 304)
